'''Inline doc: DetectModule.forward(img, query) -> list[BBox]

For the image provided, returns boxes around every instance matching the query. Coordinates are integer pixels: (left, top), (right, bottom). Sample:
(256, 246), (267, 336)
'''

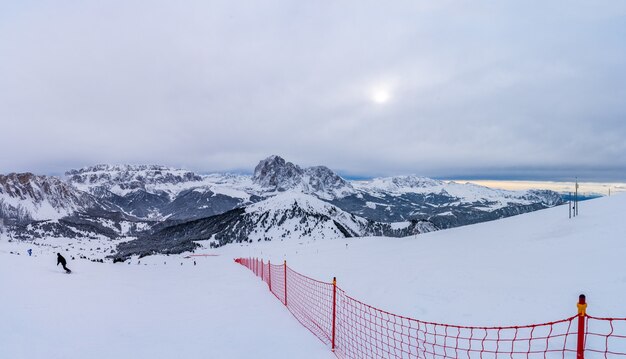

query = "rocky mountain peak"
(0, 173), (96, 222)
(303, 166), (351, 192)
(253, 156), (304, 190)
(1, 173), (74, 201)
(252, 156), (353, 198)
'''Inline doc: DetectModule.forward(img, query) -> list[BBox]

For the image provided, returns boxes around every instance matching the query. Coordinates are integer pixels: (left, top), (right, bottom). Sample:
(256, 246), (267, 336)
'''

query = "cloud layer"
(1, 1), (625, 180)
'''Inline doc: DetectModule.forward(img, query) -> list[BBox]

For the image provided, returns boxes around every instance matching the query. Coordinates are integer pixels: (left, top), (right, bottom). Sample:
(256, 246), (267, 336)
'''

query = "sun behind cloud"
(371, 88), (391, 104)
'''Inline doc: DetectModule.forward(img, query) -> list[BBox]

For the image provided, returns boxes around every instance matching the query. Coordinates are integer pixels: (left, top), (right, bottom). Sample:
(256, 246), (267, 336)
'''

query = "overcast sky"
(1, 1), (625, 181)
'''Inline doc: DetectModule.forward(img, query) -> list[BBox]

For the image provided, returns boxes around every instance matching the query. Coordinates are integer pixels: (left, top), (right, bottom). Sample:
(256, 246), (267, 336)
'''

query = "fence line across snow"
(234, 257), (626, 358)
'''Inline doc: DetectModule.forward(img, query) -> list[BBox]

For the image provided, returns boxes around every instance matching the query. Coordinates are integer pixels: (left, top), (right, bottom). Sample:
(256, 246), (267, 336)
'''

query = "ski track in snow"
(0, 250), (331, 359)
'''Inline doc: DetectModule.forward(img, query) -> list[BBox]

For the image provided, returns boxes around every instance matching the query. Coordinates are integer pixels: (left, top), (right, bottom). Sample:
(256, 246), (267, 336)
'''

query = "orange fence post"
(577, 294), (587, 359)
(332, 276), (337, 352)
(284, 260), (288, 306)
(269, 260), (272, 292)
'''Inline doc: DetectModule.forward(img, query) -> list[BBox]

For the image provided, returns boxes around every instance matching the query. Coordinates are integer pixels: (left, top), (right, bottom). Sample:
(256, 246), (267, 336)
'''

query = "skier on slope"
(57, 253), (72, 274)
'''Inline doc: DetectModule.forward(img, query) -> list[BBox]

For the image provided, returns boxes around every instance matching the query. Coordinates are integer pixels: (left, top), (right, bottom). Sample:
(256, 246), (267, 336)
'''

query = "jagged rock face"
(1, 173), (89, 208)
(253, 156), (353, 199)
(66, 164), (202, 195)
(66, 165), (240, 221)
(0, 173), (153, 239)
(253, 156), (304, 190)
(0, 173), (99, 223)
(303, 166), (349, 193)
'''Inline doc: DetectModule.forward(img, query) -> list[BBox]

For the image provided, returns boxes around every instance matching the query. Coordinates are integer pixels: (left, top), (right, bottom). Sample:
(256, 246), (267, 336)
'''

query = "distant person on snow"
(27, 249), (32, 256)
(57, 253), (71, 273)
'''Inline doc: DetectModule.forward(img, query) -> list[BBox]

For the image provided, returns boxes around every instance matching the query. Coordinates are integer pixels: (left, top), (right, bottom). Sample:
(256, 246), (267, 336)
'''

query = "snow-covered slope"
(113, 192), (436, 259)
(242, 192), (367, 240)
(219, 194), (626, 326)
(0, 243), (330, 359)
(0, 193), (622, 359)
(0, 173), (99, 222)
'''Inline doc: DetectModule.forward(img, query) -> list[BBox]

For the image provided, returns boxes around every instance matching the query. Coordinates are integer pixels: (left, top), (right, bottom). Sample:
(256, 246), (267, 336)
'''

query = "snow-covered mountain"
(336, 175), (563, 226)
(353, 176), (561, 207)
(113, 192), (436, 260)
(0, 173), (156, 240)
(253, 155), (354, 199)
(0, 173), (99, 223)
(67, 165), (256, 220)
(67, 164), (203, 197)
(58, 156), (562, 228)
(1, 155), (563, 256)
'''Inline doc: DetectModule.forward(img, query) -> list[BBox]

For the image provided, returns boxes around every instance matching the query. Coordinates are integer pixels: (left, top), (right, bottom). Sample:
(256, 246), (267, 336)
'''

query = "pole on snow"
(332, 277), (337, 351)
(577, 294), (587, 359)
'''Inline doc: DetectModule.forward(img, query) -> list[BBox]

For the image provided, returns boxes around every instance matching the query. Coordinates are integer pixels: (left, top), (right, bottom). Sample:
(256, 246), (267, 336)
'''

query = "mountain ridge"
(0, 156), (564, 258)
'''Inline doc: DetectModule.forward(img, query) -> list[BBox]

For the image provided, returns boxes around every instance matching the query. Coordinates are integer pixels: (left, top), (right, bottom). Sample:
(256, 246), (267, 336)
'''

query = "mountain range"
(0, 156), (563, 259)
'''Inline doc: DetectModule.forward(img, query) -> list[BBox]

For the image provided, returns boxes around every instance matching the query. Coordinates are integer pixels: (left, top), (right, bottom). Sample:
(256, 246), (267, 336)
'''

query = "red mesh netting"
(285, 266), (335, 344)
(334, 291), (577, 358)
(585, 316), (626, 357)
(234, 258), (626, 358)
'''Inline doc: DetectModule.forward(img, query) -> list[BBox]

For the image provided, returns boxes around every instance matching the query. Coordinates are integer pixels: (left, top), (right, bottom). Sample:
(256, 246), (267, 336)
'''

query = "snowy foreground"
(0, 249), (331, 358)
(218, 194), (626, 326)
(2, 194), (626, 358)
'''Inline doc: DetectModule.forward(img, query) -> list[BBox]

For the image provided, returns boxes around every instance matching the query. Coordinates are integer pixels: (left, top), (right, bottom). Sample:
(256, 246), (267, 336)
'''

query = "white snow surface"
(217, 194), (626, 326)
(0, 194), (73, 220)
(0, 175), (85, 220)
(243, 192), (367, 241)
(0, 243), (330, 359)
(2, 194), (625, 358)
